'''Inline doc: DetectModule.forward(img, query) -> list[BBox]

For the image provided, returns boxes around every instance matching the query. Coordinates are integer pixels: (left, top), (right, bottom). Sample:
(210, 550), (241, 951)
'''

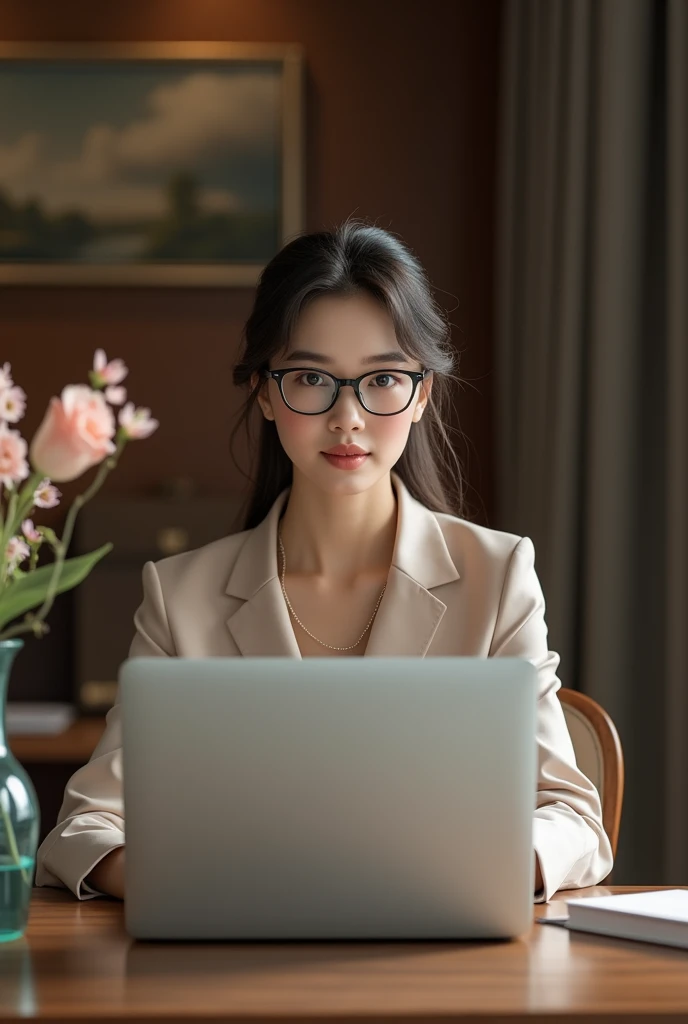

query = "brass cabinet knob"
(80, 680), (119, 710)
(156, 526), (189, 555)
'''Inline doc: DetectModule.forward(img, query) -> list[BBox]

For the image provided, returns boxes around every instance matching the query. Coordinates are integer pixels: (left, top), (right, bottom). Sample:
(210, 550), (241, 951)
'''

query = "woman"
(35, 219), (613, 903)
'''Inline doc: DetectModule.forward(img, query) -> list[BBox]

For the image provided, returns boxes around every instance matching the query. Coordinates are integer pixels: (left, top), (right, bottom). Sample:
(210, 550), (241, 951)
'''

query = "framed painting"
(0, 42), (304, 286)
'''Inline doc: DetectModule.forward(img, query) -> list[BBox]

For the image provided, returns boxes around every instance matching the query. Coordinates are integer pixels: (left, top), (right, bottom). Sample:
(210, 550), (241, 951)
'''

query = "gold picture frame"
(0, 41), (305, 286)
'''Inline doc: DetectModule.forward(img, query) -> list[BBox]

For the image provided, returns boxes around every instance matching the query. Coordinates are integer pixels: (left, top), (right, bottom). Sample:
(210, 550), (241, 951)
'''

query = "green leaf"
(0, 543), (113, 630)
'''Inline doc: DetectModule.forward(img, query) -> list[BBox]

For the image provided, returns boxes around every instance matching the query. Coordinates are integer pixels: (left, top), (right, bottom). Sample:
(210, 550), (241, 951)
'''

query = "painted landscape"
(0, 61), (282, 264)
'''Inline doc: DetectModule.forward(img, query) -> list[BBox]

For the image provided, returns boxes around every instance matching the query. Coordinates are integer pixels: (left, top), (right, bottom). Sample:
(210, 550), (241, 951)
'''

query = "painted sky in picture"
(0, 61), (282, 263)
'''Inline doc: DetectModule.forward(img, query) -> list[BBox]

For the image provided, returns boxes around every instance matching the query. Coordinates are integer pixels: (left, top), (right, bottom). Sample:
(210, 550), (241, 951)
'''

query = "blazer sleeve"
(34, 560), (174, 900)
(489, 536), (614, 903)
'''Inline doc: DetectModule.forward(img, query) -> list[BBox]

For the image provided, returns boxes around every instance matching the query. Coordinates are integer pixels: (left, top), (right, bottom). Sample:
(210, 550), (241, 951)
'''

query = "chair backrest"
(558, 687), (624, 859)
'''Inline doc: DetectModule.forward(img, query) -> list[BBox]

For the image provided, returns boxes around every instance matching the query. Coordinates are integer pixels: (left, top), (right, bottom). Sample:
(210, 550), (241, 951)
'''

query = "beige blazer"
(35, 472), (613, 903)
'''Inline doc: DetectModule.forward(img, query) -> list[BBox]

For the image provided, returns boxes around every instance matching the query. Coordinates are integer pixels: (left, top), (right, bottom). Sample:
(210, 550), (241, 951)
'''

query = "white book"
(554, 890), (688, 949)
(6, 702), (77, 735)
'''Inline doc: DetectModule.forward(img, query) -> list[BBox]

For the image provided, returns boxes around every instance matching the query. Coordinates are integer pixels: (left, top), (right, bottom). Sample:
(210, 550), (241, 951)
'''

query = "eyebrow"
(284, 349), (411, 366)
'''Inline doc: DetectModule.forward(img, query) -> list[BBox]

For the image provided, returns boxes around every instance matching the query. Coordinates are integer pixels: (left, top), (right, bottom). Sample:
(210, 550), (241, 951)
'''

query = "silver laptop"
(119, 656), (538, 941)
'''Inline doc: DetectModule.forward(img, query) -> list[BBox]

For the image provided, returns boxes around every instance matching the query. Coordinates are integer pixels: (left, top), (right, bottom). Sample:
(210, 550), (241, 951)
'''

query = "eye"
(368, 373), (400, 388)
(297, 372), (328, 387)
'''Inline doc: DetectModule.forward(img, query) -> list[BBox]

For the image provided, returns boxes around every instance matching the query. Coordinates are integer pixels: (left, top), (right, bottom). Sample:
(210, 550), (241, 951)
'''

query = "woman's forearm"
(85, 846), (125, 900)
(83, 845), (543, 903)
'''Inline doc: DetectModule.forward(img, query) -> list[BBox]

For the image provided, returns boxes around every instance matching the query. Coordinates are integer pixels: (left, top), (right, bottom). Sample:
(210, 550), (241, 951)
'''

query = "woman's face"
(255, 292), (432, 497)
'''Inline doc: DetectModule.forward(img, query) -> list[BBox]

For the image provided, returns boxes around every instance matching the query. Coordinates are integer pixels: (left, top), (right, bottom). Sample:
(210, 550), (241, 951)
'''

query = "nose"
(327, 384), (366, 432)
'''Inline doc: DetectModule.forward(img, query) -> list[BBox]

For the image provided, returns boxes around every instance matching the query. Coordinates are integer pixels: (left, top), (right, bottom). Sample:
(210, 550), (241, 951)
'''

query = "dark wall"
(1, 0), (501, 511)
(1, 0), (502, 701)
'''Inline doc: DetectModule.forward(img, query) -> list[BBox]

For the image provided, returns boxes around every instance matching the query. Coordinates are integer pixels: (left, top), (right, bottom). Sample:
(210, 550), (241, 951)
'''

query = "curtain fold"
(665, 0), (688, 883)
(495, 0), (688, 884)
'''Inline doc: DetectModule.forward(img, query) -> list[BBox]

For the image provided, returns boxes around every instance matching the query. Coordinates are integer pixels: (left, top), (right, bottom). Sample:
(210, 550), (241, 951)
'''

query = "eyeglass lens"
(280, 370), (416, 414)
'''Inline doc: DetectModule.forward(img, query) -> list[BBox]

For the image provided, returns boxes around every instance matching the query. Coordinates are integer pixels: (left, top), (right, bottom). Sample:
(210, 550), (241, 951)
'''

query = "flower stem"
(0, 491), (18, 589)
(0, 614), (49, 642)
(0, 473), (43, 593)
(0, 788), (29, 886)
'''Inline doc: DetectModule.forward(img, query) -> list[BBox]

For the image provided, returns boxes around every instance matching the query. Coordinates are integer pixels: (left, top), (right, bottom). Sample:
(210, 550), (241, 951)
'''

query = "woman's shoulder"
(432, 507), (528, 574)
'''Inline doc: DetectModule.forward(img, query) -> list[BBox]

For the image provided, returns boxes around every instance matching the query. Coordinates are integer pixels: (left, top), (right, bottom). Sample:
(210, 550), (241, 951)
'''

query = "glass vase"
(0, 640), (40, 942)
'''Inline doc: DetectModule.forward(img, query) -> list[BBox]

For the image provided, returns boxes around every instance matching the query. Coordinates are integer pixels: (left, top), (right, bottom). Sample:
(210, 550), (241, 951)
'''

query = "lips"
(323, 444), (369, 456)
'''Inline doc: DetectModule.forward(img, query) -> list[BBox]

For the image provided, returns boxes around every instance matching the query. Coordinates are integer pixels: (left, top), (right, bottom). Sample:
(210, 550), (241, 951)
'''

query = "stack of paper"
(542, 889), (688, 949)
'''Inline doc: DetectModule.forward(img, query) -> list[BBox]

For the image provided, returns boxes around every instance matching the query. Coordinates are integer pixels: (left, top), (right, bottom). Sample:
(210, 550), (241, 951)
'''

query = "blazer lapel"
(224, 488), (303, 658)
(363, 566), (447, 656)
(364, 473), (461, 657)
(226, 577), (302, 657)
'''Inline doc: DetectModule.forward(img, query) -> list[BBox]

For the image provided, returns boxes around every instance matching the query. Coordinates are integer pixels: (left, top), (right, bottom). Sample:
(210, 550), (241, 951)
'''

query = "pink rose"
(30, 385), (116, 482)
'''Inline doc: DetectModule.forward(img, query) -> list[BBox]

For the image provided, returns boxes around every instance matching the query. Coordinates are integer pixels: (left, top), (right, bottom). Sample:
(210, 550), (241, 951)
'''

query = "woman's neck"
(278, 471), (397, 583)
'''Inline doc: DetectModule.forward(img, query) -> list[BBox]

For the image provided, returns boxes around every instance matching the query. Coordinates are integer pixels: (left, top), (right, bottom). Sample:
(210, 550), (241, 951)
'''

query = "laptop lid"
(120, 656), (538, 940)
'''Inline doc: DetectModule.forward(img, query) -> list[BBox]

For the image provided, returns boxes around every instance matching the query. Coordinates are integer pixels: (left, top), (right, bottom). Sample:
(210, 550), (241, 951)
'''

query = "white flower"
(33, 478), (61, 509)
(0, 385), (27, 423)
(0, 362), (13, 391)
(0, 422), (29, 488)
(93, 349), (128, 386)
(22, 519), (41, 543)
(105, 385), (127, 406)
(5, 536), (30, 572)
(118, 402), (159, 440)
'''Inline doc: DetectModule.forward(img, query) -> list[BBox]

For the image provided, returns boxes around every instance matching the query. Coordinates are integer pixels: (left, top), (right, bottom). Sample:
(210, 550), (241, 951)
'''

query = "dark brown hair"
(231, 218), (467, 529)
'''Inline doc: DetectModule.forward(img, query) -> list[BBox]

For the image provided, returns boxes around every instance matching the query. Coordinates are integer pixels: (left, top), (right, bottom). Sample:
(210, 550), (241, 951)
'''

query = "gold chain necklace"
(278, 529), (386, 651)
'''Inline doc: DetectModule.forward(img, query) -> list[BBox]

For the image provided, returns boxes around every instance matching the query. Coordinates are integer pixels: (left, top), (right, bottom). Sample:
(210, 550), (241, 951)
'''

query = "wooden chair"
(558, 687), (624, 859)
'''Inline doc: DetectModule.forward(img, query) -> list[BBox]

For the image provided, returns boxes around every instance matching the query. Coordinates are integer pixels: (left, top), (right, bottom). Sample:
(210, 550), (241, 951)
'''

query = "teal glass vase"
(0, 640), (40, 942)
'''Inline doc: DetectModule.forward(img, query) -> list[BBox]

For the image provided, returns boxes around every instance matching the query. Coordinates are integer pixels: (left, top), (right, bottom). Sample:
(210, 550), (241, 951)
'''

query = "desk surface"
(1, 885), (686, 1023)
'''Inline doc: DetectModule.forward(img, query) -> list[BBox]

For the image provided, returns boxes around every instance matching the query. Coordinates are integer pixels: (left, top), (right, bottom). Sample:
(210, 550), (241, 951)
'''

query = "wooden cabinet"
(10, 717), (106, 763)
(72, 492), (242, 712)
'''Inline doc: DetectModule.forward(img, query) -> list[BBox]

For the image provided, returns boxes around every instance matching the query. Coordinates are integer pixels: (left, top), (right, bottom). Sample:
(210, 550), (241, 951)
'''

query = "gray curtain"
(495, 0), (687, 884)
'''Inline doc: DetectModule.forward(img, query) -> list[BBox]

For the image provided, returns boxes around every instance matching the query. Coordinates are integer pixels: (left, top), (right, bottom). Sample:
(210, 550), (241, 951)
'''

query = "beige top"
(35, 472), (613, 903)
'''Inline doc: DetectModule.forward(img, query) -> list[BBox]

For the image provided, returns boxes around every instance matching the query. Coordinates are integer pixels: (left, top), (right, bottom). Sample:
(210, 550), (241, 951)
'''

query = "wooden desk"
(2, 886), (686, 1022)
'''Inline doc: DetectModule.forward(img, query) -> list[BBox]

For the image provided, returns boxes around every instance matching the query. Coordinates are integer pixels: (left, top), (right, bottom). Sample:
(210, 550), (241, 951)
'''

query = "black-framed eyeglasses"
(263, 367), (430, 416)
